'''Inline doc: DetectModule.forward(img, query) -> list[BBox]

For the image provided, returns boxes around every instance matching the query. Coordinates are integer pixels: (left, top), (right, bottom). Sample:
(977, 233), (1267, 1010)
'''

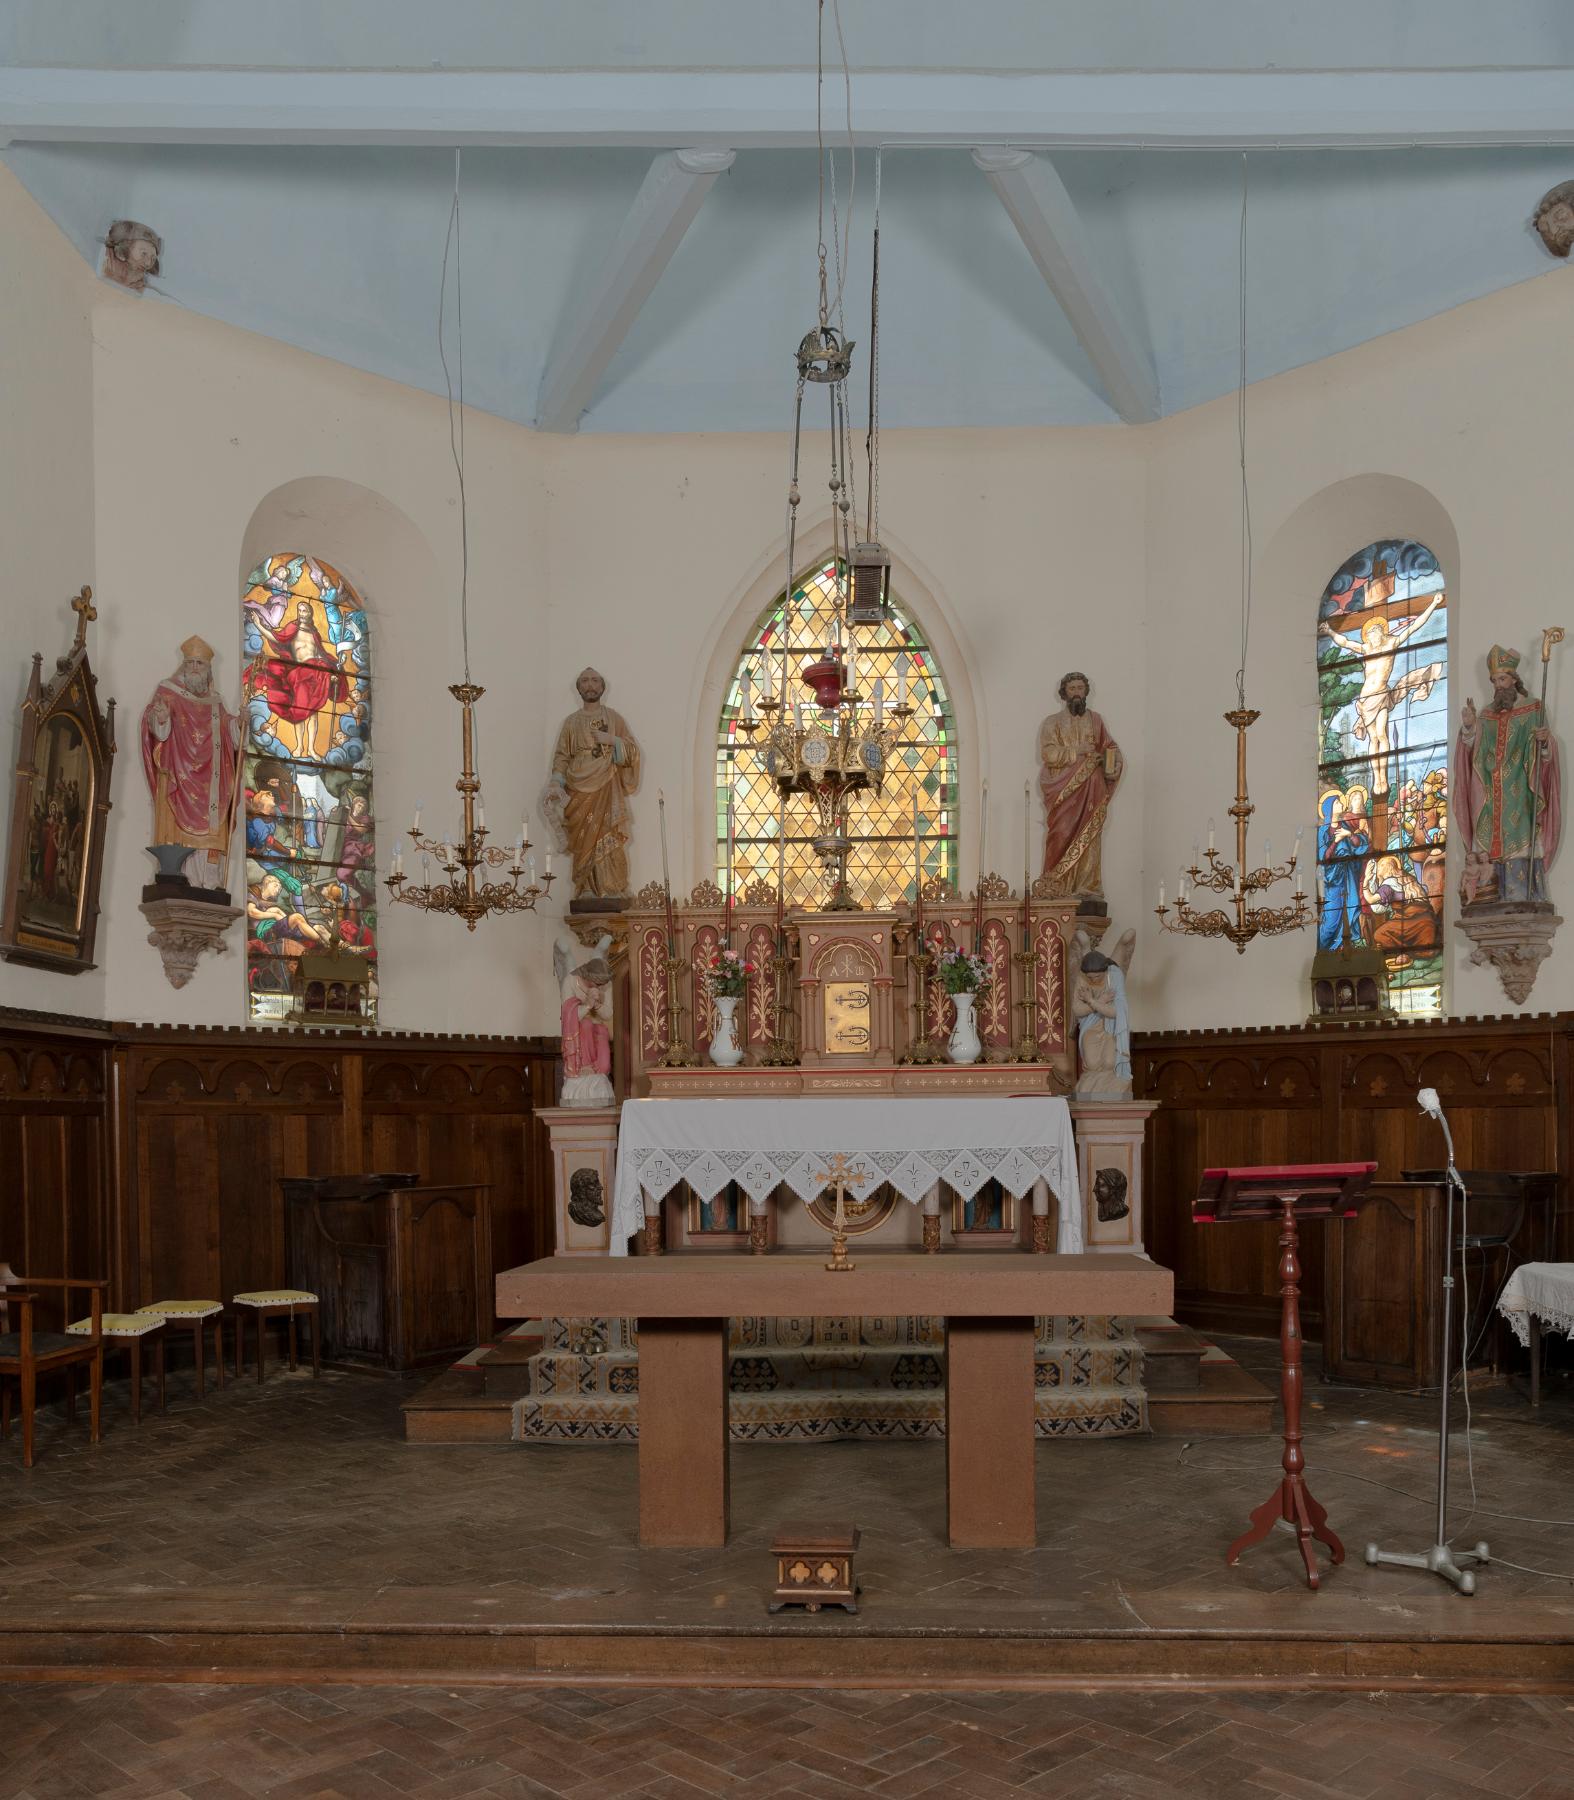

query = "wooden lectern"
(1195, 1162), (1377, 1589)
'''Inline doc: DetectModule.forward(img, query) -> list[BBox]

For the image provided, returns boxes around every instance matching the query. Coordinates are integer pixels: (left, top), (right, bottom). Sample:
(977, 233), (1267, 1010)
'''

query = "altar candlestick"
(776, 795), (787, 933)
(659, 789), (676, 950)
(975, 780), (989, 950)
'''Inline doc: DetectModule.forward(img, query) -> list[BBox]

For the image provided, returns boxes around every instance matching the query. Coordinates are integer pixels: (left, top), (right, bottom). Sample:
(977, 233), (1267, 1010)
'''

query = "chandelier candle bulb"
(1208, 818), (1216, 852)
(874, 677), (884, 724)
(412, 804), (423, 833)
(897, 653), (909, 710)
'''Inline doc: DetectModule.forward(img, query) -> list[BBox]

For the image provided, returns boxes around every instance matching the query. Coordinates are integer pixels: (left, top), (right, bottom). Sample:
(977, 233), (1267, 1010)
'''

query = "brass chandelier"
(386, 151), (549, 930)
(1157, 157), (1309, 955)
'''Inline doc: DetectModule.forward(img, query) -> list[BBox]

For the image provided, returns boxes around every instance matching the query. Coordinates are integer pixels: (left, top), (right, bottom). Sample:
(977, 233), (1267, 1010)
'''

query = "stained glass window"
(241, 553), (377, 1023)
(716, 559), (959, 909)
(1316, 538), (1447, 1018)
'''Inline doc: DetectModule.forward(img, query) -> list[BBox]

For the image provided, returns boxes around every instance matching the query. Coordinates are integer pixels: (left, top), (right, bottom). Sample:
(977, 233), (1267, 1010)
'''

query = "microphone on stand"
(1364, 1088), (1490, 1594)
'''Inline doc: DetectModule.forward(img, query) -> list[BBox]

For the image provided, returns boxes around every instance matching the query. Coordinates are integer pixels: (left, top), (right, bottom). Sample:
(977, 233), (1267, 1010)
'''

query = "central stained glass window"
(716, 559), (959, 909)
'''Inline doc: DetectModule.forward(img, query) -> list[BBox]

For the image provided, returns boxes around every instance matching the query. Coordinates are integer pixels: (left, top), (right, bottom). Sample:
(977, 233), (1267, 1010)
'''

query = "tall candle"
(975, 779), (989, 947)
(659, 789), (675, 948)
(776, 795), (787, 932)
(1022, 780), (1032, 950)
(724, 787), (735, 947)
(909, 786), (923, 937)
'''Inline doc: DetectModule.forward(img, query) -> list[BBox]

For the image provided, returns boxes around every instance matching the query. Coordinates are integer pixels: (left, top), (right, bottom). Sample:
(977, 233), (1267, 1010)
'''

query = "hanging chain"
(1235, 153), (1254, 710)
(438, 148), (471, 686)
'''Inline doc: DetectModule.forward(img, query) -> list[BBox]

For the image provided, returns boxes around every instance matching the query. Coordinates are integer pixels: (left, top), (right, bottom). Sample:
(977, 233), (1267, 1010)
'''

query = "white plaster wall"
(4, 154), (1572, 1037)
(1135, 268), (1573, 1029)
(0, 172), (102, 1017)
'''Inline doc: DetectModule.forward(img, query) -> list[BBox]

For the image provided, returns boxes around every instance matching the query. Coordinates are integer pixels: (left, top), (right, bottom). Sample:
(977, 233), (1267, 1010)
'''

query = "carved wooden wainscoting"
(1133, 1016), (1572, 1342)
(0, 1013), (113, 1331)
(0, 1008), (558, 1335)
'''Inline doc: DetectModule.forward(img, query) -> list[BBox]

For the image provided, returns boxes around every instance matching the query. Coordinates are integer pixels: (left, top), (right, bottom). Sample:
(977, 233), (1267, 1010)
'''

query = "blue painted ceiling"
(5, 2), (1574, 433)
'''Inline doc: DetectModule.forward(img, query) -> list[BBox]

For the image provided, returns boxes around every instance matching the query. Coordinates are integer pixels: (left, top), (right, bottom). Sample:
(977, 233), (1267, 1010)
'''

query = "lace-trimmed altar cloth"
(1497, 1261), (1574, 1347)
(610, 1096), (1080, 1256)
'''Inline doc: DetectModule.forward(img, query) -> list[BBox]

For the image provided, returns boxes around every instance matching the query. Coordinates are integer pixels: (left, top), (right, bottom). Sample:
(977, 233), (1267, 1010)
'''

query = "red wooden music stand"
(1194, 1162), (1376, 1589)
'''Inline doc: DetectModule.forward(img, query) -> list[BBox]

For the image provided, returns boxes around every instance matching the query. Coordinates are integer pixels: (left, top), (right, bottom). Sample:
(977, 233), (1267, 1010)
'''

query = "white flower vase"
(948, 991), (983, 1065)
(710, 993), (744, 1067)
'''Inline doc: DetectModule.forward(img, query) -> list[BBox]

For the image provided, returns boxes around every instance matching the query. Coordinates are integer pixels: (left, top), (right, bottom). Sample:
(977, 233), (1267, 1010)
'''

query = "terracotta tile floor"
(3, 1336), (1572, 1649)
(4, 1682), (1574, 1799)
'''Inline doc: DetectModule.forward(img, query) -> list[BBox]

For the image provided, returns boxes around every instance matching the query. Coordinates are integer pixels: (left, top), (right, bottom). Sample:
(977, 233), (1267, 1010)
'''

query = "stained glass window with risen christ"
(241, 553), (377, 1023)
(716, 559), (959, 909)
(1316, 538), (1447, 1018)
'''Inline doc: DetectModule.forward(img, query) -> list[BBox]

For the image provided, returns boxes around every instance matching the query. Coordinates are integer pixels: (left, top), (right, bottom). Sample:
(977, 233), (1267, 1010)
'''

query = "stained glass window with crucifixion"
(1315, 537), (1447, 1018)
(716, 559), (959, 909)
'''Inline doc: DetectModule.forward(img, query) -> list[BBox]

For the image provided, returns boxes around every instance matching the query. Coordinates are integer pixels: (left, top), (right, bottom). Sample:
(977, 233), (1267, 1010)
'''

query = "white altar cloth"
(1497, 1262), (1574, 1347)
(610, 1095), (1081, 1256)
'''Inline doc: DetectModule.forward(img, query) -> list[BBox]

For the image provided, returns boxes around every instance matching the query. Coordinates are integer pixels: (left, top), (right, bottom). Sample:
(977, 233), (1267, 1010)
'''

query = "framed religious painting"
(0, 589), (118, 973)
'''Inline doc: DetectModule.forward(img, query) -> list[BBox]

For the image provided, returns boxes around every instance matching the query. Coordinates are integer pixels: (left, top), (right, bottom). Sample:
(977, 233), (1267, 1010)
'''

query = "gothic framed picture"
(0, 588), (117, 974)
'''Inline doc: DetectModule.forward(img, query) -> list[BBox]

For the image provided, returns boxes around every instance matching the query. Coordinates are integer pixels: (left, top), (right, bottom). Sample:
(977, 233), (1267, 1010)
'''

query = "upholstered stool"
(67, 1312), (166, 1425)
(231, 1290), (320, 1382)
(136, 1301), (226, 1399)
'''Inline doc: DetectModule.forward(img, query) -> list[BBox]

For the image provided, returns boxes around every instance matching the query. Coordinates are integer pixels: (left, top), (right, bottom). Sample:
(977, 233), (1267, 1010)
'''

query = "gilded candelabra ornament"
(385, 684), (554, 930)
(758, 943), (800, 1066)
(898, 938), (946, 1064)
(1010, 945), (1042, 1062)
(809, 1152), (871, 1273)
(1155, 706), (1311, 953)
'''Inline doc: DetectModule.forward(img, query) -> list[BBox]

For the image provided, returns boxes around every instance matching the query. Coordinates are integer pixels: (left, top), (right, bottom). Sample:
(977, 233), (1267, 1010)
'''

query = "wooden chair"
(231, 1289), (321, 1382)
(0, 1262), (106, 1468)
(134, 1301), (226, 1399)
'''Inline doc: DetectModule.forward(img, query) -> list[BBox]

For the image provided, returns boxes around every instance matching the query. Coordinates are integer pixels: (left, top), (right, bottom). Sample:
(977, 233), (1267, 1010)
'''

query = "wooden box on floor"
(769, 1522), (860, 1614)
(282, 1174), (493, 1372)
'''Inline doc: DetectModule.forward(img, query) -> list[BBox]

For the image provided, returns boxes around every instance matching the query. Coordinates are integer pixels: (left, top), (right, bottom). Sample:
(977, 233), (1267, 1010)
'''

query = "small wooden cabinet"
(1322, 1170), (1556, 1389)
(282, 1173), (493, 1372)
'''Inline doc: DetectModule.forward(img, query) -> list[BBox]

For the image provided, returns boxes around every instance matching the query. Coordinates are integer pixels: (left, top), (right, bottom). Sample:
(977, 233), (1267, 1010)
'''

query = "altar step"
(401, 1331), (541, 1444)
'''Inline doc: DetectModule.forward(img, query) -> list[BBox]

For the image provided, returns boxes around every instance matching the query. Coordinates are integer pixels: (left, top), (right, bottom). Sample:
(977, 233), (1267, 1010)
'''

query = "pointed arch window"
(1315, 538), (1447, 1017)
(241, 553), (377, 1023)
(716, 558), (959, 909)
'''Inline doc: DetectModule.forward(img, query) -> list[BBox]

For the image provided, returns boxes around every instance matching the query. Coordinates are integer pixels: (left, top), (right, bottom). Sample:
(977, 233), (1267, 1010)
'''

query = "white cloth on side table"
(610, 1095), (1081, 1255)
(1497, 1262), (1574, 1347)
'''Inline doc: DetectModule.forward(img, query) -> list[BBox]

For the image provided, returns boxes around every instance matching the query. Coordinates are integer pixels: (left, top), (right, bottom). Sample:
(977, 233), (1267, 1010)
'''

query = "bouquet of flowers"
(937, 947), (993, 995)
(706, 947), (755, 997)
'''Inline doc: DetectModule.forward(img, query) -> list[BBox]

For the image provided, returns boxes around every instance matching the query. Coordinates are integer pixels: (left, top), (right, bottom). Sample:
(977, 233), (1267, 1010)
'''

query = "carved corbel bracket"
(1454, 903), (1562, 1005)
(139, 896), (244, 989)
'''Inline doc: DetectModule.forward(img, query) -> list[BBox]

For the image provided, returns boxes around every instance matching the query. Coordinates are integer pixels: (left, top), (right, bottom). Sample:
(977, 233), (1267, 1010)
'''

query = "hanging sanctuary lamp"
(385, 152), (552, 931)
(737, 11), (907, 910)
(1156, 159), (1310, 953)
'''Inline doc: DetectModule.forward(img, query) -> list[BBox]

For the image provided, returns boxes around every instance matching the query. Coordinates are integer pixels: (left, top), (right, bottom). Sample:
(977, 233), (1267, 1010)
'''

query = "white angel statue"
(1071, 926), (1136, 1101)
(554, 930), (615, 1108)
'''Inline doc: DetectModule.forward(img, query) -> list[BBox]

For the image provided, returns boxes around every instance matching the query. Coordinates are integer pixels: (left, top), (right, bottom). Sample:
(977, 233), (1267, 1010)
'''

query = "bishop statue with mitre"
(140, 635), (242, 890)
(1454, 642), (1561, 906)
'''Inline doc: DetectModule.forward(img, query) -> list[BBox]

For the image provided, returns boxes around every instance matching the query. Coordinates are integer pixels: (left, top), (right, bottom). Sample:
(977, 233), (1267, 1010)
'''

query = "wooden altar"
(617, 875), (1096, 1096)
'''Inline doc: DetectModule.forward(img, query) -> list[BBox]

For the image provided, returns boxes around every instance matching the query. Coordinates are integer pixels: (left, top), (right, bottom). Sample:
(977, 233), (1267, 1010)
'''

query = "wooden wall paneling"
(0, 1028), (111, 1328)
(126, 1042), (344, 1308)
(1136, 1017), (1568, 1343)
(1137, 1040), (1325, 1335)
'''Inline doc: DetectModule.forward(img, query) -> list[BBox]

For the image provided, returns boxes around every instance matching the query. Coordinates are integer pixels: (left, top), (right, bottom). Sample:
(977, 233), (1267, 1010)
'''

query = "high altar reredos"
(523, 875), (1162, 1449)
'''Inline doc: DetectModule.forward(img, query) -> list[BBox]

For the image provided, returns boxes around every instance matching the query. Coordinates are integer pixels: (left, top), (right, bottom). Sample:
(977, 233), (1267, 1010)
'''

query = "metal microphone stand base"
(1363, 1539), (1490, 1596)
